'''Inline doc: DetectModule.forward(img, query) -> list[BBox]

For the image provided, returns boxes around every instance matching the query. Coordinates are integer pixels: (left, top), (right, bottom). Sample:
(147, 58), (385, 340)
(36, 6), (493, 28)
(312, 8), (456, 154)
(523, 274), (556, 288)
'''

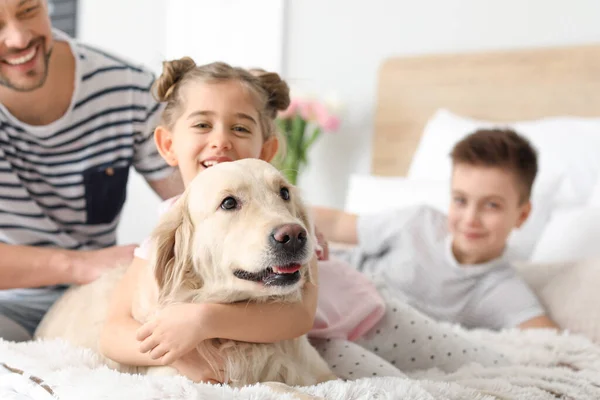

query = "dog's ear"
(149, 195), (202, 302)
(290, 186), (312, 233)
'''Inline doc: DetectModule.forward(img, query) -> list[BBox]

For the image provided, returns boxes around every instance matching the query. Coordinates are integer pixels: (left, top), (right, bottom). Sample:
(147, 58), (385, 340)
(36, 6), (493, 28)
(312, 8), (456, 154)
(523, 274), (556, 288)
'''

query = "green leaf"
(275, 115), (313, 185)
(302, 126), (321, 153)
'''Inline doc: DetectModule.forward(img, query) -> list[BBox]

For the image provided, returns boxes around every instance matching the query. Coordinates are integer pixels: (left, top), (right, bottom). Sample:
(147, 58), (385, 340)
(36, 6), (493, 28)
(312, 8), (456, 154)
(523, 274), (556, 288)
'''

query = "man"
(0, 0), (183, 341)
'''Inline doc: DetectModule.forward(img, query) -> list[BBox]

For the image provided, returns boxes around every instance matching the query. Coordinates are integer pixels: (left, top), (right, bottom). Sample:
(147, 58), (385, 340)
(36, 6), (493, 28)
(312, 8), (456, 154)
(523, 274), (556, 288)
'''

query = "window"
(49, 0), (78, 37)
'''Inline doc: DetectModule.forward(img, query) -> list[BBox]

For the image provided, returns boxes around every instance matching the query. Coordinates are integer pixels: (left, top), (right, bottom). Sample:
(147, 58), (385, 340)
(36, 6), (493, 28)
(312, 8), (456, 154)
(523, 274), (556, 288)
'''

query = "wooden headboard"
(372, 44), (600, 176)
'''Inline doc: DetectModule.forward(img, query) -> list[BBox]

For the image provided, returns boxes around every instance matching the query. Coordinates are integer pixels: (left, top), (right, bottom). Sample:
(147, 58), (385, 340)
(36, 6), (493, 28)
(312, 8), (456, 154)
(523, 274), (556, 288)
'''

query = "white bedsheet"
(2, 323), (600, 399)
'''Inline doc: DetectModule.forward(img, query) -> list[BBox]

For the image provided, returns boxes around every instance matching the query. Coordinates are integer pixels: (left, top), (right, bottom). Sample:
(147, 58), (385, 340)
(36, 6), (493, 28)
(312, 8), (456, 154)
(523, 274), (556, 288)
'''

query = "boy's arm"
(518, 315), (560, 330)
(311, 206), (358, 245)
(471, 270), (557, 331)
(312, 205), (426, 255)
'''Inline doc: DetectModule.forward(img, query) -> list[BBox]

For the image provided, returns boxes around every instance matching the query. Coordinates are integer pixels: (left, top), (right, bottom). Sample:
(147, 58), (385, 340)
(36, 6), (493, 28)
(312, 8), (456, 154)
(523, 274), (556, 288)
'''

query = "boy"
(315, 128), (558, 331)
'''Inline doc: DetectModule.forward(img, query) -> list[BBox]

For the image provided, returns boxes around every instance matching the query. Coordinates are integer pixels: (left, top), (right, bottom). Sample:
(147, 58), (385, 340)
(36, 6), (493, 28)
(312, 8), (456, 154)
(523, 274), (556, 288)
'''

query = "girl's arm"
(137, 257), (319, 363)
(205, 256), (319, 343)
(99, 256), (163, 366)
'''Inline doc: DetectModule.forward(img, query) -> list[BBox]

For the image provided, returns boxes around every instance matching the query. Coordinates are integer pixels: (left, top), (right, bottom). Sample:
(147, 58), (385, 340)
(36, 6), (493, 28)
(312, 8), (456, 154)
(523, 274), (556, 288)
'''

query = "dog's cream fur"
(35, 159), (336, 390)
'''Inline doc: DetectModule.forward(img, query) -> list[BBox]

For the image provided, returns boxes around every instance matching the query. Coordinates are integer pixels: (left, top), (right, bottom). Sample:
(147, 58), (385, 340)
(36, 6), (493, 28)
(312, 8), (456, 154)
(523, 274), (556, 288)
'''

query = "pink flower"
(320, 114), (340, 132)
(298, 99), (315, 121)
(277, 96), (341, 132)
(312, 101), (340, 132)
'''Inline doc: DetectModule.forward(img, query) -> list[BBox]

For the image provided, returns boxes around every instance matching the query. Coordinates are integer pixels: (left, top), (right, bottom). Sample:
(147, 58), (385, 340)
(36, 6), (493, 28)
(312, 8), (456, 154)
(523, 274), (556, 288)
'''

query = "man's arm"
(146, 170), (185, 201)
(0, 243), (136, 290)
(518, 315), (560, 330)
(311, 206), (358, 245)
(0, 244), (71, 289)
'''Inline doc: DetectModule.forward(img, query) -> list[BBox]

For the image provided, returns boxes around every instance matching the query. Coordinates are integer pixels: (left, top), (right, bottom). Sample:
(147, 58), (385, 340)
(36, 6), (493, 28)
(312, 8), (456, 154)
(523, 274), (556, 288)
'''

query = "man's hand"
(147, 170), (185, 200)
(69, 244), (137, 285)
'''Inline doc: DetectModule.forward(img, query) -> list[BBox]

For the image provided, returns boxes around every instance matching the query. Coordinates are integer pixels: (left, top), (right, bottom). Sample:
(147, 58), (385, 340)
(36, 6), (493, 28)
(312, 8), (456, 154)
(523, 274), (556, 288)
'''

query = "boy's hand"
(315, 226), (329, 261)
(136, 303), (210, 365)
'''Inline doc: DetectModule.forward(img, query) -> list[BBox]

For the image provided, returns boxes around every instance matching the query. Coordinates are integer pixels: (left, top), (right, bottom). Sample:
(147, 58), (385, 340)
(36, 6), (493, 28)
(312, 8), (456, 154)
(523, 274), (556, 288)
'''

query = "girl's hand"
(315, 226), (329, 261)
(136, 303), (210, 365)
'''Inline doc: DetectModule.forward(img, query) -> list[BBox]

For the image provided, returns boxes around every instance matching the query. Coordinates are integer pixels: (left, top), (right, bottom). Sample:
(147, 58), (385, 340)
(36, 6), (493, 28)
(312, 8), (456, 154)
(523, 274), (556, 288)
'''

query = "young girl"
(99, 58), (395, 383)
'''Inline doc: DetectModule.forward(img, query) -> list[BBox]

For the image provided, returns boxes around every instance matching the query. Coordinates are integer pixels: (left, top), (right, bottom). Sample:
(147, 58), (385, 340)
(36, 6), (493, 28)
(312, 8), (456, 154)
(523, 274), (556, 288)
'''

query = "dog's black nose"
(270, 224), (307, 254)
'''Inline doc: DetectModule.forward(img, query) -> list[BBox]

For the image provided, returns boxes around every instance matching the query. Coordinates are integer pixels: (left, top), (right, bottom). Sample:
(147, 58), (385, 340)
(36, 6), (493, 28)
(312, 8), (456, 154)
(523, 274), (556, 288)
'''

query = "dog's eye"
(280, 187), (290, 201)
(220, 197), (238, 210)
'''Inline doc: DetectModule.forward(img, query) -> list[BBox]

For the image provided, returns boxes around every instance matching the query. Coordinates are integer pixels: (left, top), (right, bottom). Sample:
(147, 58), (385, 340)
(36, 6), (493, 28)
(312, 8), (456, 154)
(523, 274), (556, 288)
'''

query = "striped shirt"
(0, 29), (174, 252)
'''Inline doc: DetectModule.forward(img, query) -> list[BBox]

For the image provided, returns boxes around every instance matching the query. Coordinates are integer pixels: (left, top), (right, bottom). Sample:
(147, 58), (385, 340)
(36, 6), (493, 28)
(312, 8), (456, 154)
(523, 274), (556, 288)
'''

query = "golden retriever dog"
(35, 159), (336, 395)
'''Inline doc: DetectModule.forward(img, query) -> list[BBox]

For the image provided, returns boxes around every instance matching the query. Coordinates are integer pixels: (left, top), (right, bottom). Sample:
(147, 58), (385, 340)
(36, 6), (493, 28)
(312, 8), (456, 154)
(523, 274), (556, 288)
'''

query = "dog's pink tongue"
(274, 264), (301, 274)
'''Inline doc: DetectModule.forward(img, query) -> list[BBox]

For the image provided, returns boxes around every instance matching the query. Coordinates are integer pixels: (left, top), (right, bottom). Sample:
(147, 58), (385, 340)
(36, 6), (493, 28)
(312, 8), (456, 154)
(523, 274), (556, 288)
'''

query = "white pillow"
(507, 175), (563, 260)
(344, 174), (562, 260)
(530, 206), (600, 263)
(514, 258), (600, 344)
(408, 109), (600, 208)
(586, 178), (600, 207)
(344, 175), (450, 214)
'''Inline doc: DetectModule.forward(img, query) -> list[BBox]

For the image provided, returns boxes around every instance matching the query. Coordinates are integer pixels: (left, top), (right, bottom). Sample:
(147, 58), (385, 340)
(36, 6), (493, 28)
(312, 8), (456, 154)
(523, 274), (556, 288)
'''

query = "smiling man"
(0, 0), (183, 341)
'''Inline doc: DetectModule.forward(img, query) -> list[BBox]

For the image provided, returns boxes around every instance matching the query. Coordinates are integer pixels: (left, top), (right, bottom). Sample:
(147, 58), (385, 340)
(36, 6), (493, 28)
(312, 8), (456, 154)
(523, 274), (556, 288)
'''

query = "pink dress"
(134, 196), (385, 341)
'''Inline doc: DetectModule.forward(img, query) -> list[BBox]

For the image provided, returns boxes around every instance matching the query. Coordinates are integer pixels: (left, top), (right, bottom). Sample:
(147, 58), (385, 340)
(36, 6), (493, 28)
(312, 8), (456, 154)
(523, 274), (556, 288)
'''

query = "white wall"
(77, 0), (166, 75)
(77, 0), (168, 245)
(285, 0), (600, 209)
(77, 0), (600, 244)
(164, 0), (285, 72)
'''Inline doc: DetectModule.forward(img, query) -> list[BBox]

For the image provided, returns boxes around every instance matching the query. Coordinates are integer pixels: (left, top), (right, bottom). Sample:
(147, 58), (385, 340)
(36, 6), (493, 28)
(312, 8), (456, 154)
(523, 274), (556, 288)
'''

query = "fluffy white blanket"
(2, 326), (600, 400)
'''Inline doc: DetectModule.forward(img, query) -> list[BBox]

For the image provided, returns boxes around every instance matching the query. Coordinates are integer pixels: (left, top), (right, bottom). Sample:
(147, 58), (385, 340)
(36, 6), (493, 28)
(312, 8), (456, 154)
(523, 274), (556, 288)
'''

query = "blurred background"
(59, 0), (600, 244)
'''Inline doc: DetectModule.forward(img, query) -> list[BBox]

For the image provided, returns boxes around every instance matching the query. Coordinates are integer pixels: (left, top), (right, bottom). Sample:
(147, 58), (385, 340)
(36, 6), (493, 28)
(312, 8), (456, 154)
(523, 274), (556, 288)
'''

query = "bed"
(4, 44), (600, 400)
(351, 40), (600, 338)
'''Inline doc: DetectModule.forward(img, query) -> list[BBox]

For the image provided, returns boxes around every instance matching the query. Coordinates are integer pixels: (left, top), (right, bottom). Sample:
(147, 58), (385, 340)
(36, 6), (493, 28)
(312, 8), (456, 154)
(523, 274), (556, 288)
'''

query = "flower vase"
(275, 115), (315, 186)
(274, 95), (340, 185)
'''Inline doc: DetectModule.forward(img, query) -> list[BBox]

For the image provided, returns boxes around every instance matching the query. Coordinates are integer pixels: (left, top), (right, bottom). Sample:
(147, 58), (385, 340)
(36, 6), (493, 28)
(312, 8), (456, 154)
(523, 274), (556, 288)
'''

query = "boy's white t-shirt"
(336, 205), (545, 330)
